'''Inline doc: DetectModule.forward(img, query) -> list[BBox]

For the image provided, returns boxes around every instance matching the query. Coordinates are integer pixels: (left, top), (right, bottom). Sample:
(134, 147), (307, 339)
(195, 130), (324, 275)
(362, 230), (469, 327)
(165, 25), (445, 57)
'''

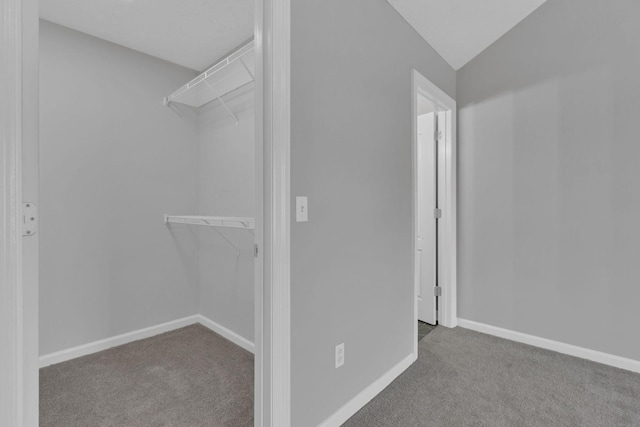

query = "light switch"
(296, 196), (308, 222)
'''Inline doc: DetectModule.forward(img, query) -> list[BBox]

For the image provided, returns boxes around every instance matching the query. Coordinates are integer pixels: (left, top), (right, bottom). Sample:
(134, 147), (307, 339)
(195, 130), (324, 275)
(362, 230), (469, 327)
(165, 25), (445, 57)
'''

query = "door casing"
(411, 69), (457, 361)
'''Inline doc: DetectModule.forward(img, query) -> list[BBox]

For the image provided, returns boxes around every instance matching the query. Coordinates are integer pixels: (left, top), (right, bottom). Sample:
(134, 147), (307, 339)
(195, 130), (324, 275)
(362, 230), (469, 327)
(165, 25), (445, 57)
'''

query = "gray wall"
(197, 86), (255, 342)
(457, 0), (640, 361)
(290, 0), (455, 424)
(39, 21), (199, 355)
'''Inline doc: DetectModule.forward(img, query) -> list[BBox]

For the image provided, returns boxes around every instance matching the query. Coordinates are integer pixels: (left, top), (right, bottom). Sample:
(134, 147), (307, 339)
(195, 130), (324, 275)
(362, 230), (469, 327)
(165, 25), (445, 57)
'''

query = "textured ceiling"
(40, 0), (254, 71)
(387, 0), (549, 70)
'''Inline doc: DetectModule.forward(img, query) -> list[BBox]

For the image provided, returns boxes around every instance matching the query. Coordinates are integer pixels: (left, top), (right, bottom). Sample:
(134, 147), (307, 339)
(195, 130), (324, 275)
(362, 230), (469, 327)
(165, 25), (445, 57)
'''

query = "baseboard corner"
(39, 315), (200, 368)
(195, 314), (255, 354)
(39, 313), (255, 368)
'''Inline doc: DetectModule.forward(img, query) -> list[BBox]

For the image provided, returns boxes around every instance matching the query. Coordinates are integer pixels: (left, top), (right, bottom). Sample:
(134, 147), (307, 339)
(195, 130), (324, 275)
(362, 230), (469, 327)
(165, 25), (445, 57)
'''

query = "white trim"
(39, 315), (257, 368)
(458, 319), (640, 374)
(39, 316), (200, 368)
(196, 315), (255, 354)
(440, 105), (457, 329)
(317, 354), (414, 427)
(259, 0), (291, 426)
(1, 0), (24, 424)
(253, 0), (266, 424)
(411, 70), (457, 361)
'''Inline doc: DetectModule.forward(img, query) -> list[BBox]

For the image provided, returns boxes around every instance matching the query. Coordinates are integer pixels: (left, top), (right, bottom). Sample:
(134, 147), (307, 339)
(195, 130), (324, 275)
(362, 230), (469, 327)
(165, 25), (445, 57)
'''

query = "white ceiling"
(40, 0), (254, 71)
(40, 0), (546, 72)
(387, 0), (549, 70)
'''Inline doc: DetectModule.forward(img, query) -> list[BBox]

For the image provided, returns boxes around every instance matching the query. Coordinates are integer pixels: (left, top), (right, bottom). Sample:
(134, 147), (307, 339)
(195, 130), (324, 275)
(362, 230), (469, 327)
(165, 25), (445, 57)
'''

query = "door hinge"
(434, 286), (442, 297)
(434, 130), (442, 141)
(434, 208), (442, 219)
(22, 202), (38, 237)
(254, 244), (259, 257)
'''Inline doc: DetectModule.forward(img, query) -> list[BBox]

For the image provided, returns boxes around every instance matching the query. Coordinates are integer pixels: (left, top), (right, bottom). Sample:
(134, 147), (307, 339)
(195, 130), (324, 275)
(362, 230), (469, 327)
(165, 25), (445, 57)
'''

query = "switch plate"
(335, 343), (345, 368)
(296, 196), (308, 222)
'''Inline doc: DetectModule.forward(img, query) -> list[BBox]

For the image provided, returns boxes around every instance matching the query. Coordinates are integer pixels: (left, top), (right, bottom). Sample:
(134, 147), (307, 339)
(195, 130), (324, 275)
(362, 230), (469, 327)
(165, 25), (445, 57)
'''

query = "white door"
(417, 112), (437, 325)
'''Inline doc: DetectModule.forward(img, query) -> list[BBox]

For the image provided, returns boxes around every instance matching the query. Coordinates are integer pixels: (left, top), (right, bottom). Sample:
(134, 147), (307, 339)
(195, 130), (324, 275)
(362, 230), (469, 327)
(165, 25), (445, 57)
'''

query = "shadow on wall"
(166, 102), (199, 127)
(165, 224), (200, 292)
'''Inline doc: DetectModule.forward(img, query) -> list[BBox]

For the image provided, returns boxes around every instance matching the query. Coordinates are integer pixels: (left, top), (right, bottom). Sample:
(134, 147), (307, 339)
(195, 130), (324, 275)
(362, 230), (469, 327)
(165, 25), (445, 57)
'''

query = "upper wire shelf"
(163, 41), (255, 112)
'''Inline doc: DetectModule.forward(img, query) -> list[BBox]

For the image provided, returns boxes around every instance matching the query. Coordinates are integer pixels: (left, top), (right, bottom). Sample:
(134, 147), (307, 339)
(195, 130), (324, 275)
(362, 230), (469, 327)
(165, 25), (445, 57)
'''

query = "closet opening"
(37, 2), (261, 425)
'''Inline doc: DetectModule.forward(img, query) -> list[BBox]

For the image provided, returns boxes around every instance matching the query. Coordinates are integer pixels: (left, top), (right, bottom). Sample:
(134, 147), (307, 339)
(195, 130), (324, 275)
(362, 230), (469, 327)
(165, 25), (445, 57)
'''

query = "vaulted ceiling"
(387, 0), (549, 70)
(40, 0), (548, 73)
(40, 0), (254, 71)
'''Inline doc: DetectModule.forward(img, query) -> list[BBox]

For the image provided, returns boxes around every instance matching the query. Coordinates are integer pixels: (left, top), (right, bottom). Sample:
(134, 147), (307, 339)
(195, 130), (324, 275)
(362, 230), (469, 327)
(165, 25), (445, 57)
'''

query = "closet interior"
(38, 2), (256, 424)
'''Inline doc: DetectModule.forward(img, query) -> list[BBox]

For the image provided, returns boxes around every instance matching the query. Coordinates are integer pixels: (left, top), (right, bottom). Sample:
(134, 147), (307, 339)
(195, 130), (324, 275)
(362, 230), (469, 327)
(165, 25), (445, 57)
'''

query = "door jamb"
(412, 69), (457, 361)
(2, 0), (40, 423)
(1, 0), (25, 423)
(255, 0), (291, 425)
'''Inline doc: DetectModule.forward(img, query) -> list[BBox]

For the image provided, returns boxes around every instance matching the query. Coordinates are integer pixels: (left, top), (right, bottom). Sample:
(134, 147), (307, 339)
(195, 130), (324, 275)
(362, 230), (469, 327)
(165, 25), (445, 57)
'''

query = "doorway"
(37, 8), (258, 426)
(2, 0), (292, 426)
(416, 104), (440, 326)
(412, 69), (458, 359)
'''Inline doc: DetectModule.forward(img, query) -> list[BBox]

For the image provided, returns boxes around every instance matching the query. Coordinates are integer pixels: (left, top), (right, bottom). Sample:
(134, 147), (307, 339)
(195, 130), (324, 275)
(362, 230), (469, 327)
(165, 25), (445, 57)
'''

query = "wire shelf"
(164, 42), (255, 110)
(164, 215), (255, 230)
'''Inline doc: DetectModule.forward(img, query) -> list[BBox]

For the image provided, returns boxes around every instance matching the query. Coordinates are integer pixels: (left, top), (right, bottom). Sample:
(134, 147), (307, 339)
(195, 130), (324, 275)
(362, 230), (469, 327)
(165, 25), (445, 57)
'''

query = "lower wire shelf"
(163, 215), (255, 230)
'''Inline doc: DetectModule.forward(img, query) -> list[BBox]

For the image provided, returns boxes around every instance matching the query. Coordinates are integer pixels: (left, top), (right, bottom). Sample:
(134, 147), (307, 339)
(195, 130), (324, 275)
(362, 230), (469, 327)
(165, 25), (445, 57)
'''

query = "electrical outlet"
(335, 343), (345, 368)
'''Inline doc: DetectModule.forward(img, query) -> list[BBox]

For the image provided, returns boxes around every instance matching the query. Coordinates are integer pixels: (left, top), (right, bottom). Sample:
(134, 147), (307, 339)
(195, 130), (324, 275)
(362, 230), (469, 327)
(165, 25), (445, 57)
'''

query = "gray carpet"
(345, 327), (640, 427)
(418, 321), (436, 342)
(40, 324), (253, 427)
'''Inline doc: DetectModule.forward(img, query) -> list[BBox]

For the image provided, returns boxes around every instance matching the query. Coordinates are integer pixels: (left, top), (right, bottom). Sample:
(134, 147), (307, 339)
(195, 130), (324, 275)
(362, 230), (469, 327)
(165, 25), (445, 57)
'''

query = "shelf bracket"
(209, 225), (241, 258)
(217, 96), (240, 125)
(203, 79), (240, 125)
(239, 58), (255, 80)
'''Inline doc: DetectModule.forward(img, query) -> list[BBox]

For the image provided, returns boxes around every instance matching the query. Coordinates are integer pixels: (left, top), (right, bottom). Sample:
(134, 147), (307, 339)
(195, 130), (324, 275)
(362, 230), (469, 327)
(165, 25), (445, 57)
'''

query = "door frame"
(1, 0), (292, 425)
(1, 0), (26, 424)
(412, 69), (457, 360)
(254, 0), (291, 425)
(1, 0), (39, 424)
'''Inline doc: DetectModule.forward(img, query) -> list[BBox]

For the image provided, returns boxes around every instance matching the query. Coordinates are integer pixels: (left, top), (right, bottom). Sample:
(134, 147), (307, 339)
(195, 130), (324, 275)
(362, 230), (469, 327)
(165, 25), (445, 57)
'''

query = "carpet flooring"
(40, 324), (253, 427)
(345, 326), (640, 427)
(418, 321), (436, 341)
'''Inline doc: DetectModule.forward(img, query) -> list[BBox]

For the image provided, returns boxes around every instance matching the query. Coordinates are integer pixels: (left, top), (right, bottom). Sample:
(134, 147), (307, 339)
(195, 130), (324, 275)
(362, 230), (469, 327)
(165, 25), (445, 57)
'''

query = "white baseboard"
(317, 353), (414, 427)
(457, 318), (640, 374)
(196, 314), (255, 354)
(40, 314), (255, 368)
(39, 315), (200, 368)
